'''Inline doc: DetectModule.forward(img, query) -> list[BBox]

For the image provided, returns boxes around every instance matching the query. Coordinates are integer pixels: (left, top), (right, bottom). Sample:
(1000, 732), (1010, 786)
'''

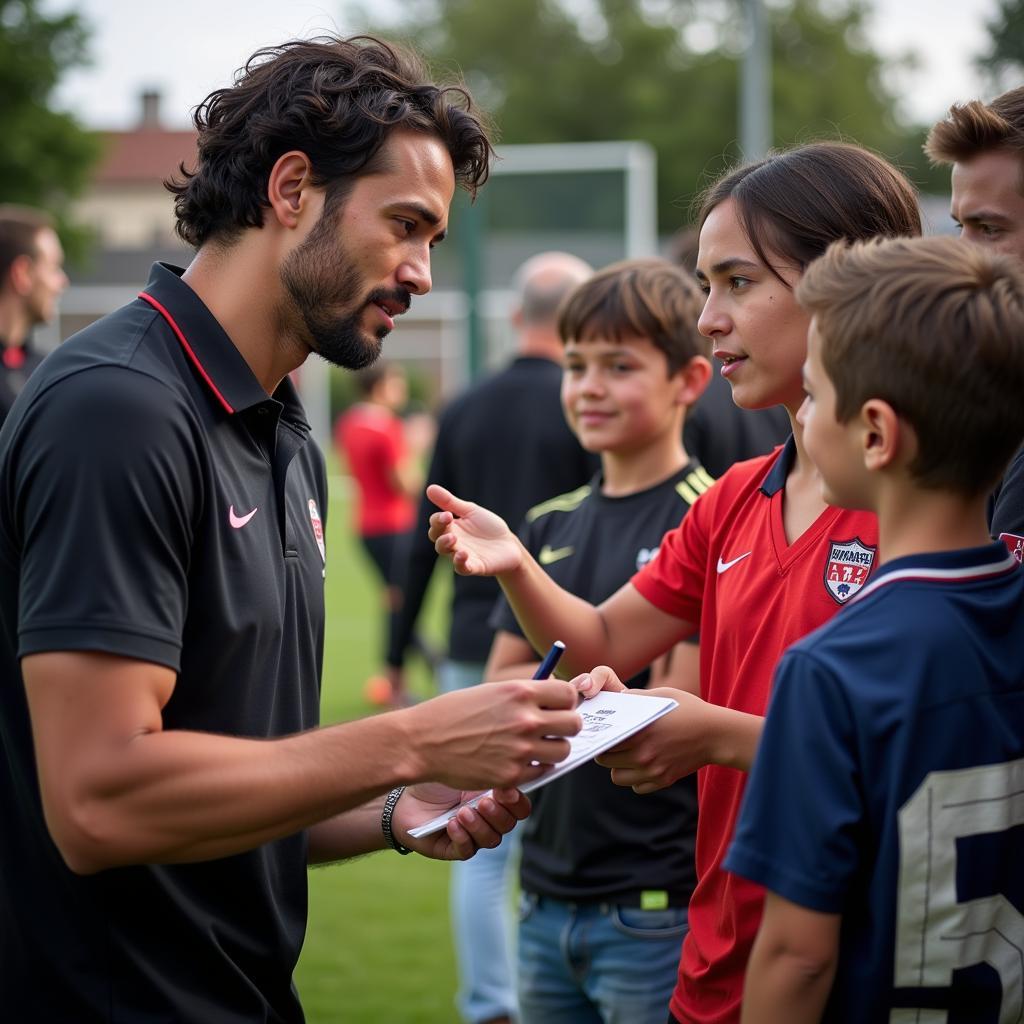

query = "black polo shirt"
(0, 263), (327, 1022)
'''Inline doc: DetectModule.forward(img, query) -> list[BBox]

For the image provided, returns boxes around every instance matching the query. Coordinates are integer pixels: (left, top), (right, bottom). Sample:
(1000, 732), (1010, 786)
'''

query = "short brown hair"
(925, 86), (1024, 189)
(168, 35), (494, 248)
(0, 205), (53, 284)
(697, 142), (921, 283)
(796, 235), (1024, 496)
(557, 258), (708, 375)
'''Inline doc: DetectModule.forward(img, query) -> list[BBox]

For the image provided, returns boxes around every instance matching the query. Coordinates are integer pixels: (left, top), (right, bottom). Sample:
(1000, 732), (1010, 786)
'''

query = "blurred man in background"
(0, 205), (68, 428)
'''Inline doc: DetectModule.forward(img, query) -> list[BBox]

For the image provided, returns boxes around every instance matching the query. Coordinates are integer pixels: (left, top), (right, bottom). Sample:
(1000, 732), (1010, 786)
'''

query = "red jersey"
(335, 404), (414, 537)
(632, 439), (878, 1024)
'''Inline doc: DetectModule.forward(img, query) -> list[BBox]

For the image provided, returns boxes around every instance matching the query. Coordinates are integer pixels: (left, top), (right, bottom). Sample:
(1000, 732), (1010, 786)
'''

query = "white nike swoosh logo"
(716, 551), (752, 573)
(229, 505), (258, 529)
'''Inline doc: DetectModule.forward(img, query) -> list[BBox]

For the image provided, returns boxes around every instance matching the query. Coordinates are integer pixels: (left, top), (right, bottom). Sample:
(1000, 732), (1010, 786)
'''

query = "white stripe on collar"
(847, 554), (1018, 607)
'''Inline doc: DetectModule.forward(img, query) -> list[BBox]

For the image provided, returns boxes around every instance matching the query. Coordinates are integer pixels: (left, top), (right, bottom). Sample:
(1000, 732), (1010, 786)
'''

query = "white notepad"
(408, 690), (679, 838)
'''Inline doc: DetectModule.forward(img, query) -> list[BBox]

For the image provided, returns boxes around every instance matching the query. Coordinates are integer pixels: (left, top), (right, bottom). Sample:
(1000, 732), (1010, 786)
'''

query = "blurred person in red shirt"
(336, 360), (432, 705)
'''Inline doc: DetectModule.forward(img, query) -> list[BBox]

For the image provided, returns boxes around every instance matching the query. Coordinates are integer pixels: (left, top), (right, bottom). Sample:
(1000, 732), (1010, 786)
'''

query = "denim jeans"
(440, 660), (520, 1023)
(517, 892), (688, 1024)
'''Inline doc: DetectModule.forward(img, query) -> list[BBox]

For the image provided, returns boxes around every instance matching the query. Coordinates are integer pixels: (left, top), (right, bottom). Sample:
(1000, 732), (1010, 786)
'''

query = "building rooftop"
(93, 91), (197, 186)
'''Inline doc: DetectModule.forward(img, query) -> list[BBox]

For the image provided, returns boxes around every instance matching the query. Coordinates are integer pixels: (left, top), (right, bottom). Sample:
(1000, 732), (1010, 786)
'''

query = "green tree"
(976, 0), (1024, 89)
(0, 0), (101, 253)
(351, 0), (943, 232)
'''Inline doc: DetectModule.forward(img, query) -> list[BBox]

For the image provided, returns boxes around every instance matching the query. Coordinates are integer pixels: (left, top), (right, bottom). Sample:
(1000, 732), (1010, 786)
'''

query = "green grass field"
(294, 473), (466, 1023)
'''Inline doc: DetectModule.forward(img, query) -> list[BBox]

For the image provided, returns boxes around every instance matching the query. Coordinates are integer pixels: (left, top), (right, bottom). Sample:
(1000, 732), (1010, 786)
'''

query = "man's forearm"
(53, 712), (425, 874)
(307, 795), (389, 864)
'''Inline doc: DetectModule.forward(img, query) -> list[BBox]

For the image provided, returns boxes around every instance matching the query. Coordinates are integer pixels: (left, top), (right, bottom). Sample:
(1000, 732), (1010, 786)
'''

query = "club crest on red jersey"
(824, 537), (876, 604)
(308, 499), (326, 564)
(999, 532), (1024, 565)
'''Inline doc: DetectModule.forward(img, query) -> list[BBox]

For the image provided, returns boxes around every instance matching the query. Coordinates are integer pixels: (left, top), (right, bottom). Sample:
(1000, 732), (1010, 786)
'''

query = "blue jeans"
(440, 660), (520, 1023)
(517, 893), (688, 1024)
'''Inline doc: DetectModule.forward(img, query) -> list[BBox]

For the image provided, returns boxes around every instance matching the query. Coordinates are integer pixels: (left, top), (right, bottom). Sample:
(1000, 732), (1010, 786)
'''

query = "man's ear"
(266, 151), (317, 230)
(861, 399), (909, 472)
(7, 253), (35, 297)
(676, 354), (713, 406)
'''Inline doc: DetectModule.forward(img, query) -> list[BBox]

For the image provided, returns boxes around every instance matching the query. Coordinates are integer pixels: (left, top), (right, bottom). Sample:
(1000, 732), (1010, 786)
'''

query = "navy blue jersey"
(726, 542), (1024, 1023)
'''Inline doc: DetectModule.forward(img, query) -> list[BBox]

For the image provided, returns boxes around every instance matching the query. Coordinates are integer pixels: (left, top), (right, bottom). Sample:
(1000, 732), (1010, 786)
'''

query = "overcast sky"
(51, 0), (1000, 131)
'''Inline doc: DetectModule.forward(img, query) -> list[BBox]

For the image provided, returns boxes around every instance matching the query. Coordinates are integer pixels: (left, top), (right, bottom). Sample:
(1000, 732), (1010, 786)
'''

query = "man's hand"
(394, 783), (530, 861)
(597, 689), (725, 792)
(400, 677), (582, 791)
(426, 484), (524, 576)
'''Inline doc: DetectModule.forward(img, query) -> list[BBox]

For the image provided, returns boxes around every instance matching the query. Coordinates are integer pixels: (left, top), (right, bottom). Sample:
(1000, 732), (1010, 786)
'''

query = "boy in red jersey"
(427, 142), (920, 1024)
(731, 236), (1024, 1022)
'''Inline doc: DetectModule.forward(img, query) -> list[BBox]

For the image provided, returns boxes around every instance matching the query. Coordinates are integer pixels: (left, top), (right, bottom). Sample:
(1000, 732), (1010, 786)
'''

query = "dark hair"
(0, 205), (53, 283)
(167, 35), (494, 248)
(558, 258), (709, 375)
(797, 235), (1024, 496)
(697, 142), (921, 283)
(353, 360), (399, 397)
(925, 86), (1024, 188)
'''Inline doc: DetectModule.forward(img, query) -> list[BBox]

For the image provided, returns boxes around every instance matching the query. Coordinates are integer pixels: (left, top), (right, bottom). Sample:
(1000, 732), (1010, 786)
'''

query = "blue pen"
(533, 640), (566, 680)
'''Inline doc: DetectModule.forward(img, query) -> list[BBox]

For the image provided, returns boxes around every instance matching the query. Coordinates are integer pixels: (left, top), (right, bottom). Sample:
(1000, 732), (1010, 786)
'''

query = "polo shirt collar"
(759, 435), (795, 496)
(138, 263), (308, 429)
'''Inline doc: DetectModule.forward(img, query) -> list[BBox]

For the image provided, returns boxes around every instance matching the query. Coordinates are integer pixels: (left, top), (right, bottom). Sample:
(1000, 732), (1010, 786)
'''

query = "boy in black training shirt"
(488, 258), (712, 1024)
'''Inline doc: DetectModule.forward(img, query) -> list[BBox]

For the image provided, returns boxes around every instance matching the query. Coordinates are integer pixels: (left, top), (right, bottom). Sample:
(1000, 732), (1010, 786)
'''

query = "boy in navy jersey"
(487, 259), (712, 1023)
(727, 235), (1024, 1023)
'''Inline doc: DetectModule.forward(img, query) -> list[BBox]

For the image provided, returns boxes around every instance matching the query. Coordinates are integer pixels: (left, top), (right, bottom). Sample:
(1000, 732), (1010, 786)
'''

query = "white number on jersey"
(892, 757), (1024, 1023)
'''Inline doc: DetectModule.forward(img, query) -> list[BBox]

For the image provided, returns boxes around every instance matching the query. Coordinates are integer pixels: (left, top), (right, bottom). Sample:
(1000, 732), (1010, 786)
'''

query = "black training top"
(0, 264), (327, 1022)
(490, 464), (708, 905)
(389, 356), (597, 666)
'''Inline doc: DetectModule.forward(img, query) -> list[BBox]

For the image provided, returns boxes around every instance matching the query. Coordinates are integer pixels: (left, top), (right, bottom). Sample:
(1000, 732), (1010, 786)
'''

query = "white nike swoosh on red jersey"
(716, 551), (752, 573)
(229, 505), (258, 529)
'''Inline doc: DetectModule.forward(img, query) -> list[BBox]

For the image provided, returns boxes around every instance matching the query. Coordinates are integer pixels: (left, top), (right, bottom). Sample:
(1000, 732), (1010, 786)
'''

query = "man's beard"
(280, 213), (409, 371)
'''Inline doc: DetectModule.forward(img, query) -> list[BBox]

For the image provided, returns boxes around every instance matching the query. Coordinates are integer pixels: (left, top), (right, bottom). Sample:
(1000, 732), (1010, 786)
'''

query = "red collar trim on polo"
(138, 290), (235, 414)
(847, 552), (1018, 607)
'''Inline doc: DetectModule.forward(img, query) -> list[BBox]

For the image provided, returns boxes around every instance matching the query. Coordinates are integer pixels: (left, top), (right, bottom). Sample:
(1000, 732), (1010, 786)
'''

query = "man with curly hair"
(0, 36), (584, 1022)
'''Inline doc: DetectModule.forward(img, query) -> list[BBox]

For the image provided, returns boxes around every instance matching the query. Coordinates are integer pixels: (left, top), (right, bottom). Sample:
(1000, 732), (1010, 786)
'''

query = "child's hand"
(570, 665), (627, 700)
(426, 484), (524, 576)
(596, 689), (722, 792)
